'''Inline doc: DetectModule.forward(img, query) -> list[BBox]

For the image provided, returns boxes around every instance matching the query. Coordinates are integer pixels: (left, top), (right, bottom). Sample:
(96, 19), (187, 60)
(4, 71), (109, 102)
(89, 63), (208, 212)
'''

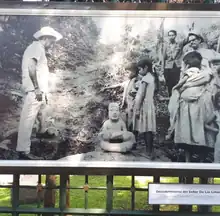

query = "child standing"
(205, 91), (220, 163)
(121, 63), (143, 131)
(132, 58), (159, 159)
(103, 62), (140, 131)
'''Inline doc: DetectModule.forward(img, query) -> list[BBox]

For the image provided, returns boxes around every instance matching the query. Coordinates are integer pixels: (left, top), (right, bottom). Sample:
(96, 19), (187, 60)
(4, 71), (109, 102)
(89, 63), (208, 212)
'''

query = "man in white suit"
(16, 26), (62, 159)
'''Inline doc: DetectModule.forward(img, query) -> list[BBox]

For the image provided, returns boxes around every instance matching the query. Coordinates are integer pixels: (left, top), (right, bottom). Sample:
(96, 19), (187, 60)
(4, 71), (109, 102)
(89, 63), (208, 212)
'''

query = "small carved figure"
(98, 102), (136, 153)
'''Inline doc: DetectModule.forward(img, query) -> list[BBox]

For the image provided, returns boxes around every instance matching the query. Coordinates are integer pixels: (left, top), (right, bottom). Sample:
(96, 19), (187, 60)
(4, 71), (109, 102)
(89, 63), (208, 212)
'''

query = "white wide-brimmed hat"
(33, 26), (63, 41)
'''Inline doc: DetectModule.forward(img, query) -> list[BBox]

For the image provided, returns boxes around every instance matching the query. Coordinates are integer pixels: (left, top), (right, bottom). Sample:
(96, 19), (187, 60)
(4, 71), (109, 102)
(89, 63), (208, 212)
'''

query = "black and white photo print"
(1, 9), (220, 163)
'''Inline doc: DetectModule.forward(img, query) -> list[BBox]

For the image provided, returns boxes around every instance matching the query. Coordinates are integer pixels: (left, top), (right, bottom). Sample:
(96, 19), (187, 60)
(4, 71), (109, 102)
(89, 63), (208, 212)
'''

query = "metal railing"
(36, 0), (219, 3)
(8, 0), (220, 4)
(0, 161), (220, 215)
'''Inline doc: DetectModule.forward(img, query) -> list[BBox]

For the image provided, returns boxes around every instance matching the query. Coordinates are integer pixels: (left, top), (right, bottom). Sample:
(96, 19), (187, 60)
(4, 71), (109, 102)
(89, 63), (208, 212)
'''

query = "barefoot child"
(132, 58), (159, 159)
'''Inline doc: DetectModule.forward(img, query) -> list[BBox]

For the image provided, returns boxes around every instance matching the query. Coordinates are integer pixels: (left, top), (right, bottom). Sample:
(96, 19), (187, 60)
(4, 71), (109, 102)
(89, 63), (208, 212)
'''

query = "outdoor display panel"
(0, 3), (220, 165)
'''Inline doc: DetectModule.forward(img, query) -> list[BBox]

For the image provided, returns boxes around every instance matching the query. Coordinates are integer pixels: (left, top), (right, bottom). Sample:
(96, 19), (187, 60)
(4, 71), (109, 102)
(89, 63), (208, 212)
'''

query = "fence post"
(179, 176), (193, 212)
(106, 175), (114, 213)
(12, 174), (20, 216)
(152, 176), (160, 212)
(198, 177), (210, 213)
(60, 174), (68, 216)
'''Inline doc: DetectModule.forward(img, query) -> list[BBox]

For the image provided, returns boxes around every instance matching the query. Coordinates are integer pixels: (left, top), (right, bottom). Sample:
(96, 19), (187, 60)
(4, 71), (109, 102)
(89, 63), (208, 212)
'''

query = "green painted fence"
(0, 161), (220, 215)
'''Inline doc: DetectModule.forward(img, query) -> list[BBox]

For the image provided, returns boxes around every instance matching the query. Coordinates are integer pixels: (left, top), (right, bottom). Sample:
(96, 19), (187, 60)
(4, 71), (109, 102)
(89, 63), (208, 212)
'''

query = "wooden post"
(43, 174), (70, 216)
(43, 175), (56, 216)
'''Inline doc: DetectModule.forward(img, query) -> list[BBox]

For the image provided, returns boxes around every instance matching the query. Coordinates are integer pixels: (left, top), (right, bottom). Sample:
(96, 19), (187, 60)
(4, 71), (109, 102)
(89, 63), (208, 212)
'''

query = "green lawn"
(0, 176), (220, 216)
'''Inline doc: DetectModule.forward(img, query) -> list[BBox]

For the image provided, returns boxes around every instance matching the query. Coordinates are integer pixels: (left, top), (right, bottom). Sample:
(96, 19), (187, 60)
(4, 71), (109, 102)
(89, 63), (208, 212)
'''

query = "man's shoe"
(18, 152), (43, 160)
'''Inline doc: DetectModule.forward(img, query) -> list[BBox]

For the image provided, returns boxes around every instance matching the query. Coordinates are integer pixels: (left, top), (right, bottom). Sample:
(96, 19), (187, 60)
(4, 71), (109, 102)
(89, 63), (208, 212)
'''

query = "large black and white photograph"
(1, 10), (220, 163)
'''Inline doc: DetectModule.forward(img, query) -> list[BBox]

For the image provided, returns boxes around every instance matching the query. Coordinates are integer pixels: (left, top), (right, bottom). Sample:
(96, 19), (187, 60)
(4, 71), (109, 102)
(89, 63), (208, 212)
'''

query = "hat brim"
(188, 33), (204, 43)
(33, 30), (63, 42)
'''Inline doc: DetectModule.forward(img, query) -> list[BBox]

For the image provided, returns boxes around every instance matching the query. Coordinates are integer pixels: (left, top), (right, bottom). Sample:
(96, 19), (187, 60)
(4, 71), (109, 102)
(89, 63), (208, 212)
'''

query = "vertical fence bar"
(198, 177), (209, 213)
(37, 174), (42, 216)
(12, 174), (19, 216)
(60, 174), (67, 216)
(179, 176), (193, 212)
(152, 176), (159, 212)
(208, 177), (214, 212)
(106, 175), (113, 214)
(178, 176), (185, 212)
(131, 175), (135, 211)
(37, 174), (42, 206)
(84, 175), (89, 209)
(66, 175), (70, 210)
(185, 176), (193, 212)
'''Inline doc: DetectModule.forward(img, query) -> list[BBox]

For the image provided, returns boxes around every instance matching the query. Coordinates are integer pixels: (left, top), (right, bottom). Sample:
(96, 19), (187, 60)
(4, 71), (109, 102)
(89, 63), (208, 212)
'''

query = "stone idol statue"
(98, 102), (136, 153)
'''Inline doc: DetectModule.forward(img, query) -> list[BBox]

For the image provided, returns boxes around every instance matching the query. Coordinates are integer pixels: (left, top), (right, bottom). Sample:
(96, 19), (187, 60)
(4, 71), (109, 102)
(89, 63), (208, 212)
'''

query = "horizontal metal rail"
(0, 160), (219, 176)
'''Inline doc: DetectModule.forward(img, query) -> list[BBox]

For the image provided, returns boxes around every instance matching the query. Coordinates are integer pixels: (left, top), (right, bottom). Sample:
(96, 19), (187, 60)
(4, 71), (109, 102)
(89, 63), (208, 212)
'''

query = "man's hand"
(35, 88), (43, 101)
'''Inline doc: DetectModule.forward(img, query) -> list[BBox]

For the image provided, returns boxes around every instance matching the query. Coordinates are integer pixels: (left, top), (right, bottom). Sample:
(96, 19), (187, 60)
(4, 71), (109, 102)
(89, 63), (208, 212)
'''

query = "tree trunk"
(43, 175), (70, 216)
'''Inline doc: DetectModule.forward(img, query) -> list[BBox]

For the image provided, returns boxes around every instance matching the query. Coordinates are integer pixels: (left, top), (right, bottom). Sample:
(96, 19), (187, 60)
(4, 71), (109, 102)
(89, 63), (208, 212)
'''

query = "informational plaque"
(149, 183), (220, 205)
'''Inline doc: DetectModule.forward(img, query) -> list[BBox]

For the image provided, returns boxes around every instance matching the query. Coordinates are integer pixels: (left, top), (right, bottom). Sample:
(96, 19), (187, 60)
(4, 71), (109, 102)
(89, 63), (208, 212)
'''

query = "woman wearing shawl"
(167, 51), (214, 162)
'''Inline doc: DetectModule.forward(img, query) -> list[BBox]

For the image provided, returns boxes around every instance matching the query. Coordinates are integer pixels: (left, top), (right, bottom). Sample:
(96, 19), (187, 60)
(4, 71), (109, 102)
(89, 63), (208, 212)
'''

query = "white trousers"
(16, 92), (45, 153)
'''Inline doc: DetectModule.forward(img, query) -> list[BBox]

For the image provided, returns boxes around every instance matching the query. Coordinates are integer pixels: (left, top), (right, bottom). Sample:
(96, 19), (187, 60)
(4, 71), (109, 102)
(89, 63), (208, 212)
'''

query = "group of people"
(101, 30), (220, 162)
(98, 59), (159, 159)
(100, 58), (159, 159)
(103, 30), (220, 162)
(163, 30), (220, 163)
(15, 24), (220, 163)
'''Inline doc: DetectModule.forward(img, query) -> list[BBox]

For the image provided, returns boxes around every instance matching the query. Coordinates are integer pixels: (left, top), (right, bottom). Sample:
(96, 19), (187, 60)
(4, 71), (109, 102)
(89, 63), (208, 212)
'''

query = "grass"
(0, 176), (220, 216)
